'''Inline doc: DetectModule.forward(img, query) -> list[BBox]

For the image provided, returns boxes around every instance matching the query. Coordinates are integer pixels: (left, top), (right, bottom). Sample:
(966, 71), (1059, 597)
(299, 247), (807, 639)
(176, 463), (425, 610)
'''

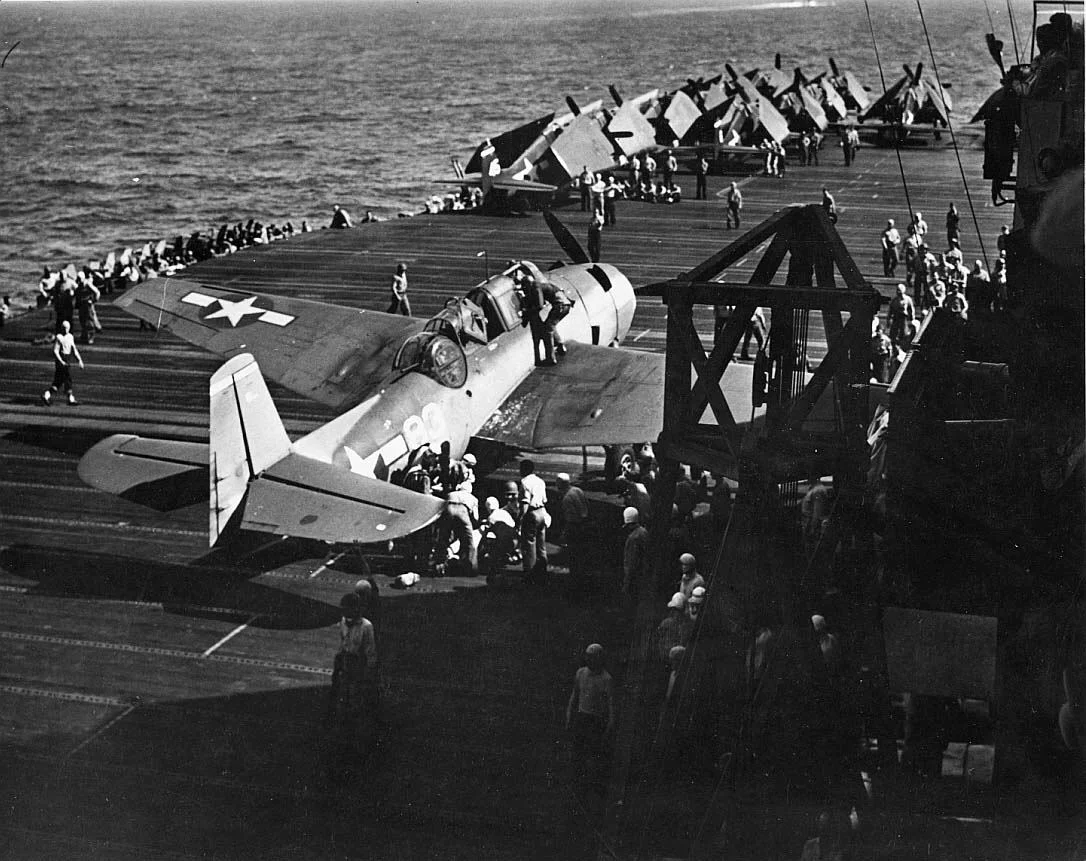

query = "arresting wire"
(915, 0), (992, 271)
(863, 0), (915, 222)
(1007, 0), (1023, 63)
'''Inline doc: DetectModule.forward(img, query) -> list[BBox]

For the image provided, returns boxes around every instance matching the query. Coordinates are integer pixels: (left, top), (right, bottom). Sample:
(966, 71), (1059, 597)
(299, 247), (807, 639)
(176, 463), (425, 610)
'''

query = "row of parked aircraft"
(442, 56), (952, 200)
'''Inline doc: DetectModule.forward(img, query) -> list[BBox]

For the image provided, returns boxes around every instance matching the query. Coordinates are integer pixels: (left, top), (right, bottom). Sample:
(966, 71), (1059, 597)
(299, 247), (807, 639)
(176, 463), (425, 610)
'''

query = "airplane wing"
(240, 453), (446, 544)
(475, 342), (665, 448)
(115, 278), (424, 412)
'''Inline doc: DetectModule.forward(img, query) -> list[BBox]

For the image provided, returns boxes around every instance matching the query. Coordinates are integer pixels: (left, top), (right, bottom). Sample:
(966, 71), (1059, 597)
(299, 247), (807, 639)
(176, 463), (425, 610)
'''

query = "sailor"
(587, 212), (604, 263)
(556, 472), (590, 590)
(655, 593), (691, 664)
(327, 592), (378, 758)
(518, 459), (550, 586)
(42, 320), (83, 406)
(870, 318), (893, 383)
(579, 166), (593, 212)
(724, 182), (742, 229)
(966, 260), (993, 315)
(74, 271), (101, 344)
(330, 204), (353, 229)
(540, 278), (574, 358)
(686, 585), (706, 623)
(590, 174), (607, 218)
(517, 263), (554, 367)
(821, 187), (838, 224)
(643, 151), (657, 180)
(887, 283), (916, 351)
(387, 262), (411, 316)
(663, 150), (677, 187)
(621, 506), (649, 596)
(677, 553), (705, 600)
(479, 495), (518, 580)
(911, 211), (928, 238)
(881, 219), (901, 277)
(441, 481), (479, 575)
(799, 132), (811, 166)
(739, 306), (767, 361)
(565, 643), (616, 796)
(695, 154), (709, 200)
(603, 175), (620, 226)
(945, 202), (961, 247)
(810, 130), (823, 165)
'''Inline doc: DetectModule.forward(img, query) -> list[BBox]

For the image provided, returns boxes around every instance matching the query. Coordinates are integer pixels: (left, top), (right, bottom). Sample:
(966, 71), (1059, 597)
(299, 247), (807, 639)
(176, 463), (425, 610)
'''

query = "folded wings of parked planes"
(437, 56), (884, 199)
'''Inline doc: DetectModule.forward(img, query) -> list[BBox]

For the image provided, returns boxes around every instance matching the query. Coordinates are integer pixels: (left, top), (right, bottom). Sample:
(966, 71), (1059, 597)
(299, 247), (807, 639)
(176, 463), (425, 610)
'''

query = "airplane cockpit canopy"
(467, 274), (525, 340)
(423, 296), (489, 347)
(393, 332), (468, 388)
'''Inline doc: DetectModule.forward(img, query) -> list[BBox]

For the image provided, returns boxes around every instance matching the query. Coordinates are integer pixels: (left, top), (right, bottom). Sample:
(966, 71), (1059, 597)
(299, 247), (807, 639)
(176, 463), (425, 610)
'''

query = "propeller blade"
(609, 84), (623, 106)
(543, 210), (590, 265)
(565, 96), (581, 116)
(774, 52), (782, 70)
(829, 57), (840, 77)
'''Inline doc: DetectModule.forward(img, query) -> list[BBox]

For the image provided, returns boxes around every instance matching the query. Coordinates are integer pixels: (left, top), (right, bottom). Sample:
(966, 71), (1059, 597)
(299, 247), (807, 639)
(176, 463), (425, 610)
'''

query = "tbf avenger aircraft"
(78, 217), (668, 548)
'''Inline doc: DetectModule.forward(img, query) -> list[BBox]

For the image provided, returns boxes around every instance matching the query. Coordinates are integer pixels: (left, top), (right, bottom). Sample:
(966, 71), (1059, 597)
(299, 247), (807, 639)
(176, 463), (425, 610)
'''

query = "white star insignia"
(182, 291), (296, 327)
(203, 295), (266, 327)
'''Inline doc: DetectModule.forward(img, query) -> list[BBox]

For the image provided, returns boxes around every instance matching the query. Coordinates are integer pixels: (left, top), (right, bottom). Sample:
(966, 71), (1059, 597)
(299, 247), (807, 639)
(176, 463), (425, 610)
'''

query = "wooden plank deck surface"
(0, 143), (1027, 860)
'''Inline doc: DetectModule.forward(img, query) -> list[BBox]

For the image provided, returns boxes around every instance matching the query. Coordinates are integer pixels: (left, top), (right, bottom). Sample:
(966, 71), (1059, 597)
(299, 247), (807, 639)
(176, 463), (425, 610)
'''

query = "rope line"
(863, 0), (915, 222)
(1006, 0), (1023, 64)
(915, 0), (991, 271)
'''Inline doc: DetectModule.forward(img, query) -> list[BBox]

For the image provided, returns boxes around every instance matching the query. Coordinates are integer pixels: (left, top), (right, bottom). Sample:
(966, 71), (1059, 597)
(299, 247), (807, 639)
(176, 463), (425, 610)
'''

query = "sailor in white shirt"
(518, 459), (550, 585)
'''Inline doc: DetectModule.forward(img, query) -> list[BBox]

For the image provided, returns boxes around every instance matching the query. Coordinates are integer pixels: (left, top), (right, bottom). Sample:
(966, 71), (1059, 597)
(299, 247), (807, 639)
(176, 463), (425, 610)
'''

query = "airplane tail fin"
(209, 353), (291, 546)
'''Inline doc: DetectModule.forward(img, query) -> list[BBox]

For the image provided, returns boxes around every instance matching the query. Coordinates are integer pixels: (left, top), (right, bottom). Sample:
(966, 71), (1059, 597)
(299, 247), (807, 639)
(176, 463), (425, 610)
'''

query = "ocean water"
(0, 0), (1032, 308)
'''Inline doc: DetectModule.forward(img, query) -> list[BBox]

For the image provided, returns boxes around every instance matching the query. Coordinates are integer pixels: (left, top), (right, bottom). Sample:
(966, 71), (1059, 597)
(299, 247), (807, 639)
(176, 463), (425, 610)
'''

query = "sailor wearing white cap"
(621, 506), (649, 596)
(686, 585), (706, 621)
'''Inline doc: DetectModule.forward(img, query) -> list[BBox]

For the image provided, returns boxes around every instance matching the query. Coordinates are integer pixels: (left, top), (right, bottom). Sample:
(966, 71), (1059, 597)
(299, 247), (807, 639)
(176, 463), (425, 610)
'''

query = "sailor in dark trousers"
(695, 155), (709, 200)
(517, 264), (554, 366)
(587, 212), (603, 263)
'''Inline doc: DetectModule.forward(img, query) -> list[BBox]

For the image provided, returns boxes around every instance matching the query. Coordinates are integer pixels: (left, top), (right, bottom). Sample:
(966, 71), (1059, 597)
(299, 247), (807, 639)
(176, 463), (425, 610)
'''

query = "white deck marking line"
(201, 613), (259, 657)
(0, 513), (204, 537)
(65, 702), (138, 759)
(631, 328), (652, 342)
(309, 550), (346, 579)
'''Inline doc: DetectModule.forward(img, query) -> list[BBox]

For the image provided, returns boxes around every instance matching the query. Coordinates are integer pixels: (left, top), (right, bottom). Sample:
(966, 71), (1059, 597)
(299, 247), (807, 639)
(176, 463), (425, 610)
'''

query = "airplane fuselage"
(291, 262), (635, 484)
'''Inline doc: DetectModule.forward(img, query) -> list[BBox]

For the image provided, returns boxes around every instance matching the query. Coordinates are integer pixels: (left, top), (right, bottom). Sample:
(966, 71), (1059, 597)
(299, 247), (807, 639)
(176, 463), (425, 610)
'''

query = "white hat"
(462, 453), (477, 466)
(679, 553), (697, 568)
(689, 585), (706, 604)
(811, 614), (827, 631)
(556, 472), (571, 484)
(668, 592), (686, 610)
(484, 496), (499, 512)
(623, 506), (640, 525)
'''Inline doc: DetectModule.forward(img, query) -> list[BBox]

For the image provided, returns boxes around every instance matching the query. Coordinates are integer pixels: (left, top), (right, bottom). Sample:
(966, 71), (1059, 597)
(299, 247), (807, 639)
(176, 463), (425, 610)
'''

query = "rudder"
(209, 353), (291, 545)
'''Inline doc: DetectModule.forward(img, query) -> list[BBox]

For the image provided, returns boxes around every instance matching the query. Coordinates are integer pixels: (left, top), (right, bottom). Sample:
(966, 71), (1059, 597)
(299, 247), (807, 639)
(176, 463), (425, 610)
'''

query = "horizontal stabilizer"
(433, 174), (557, 193)
(78, 434), (208, 511)
(240, 453), (446, 544)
